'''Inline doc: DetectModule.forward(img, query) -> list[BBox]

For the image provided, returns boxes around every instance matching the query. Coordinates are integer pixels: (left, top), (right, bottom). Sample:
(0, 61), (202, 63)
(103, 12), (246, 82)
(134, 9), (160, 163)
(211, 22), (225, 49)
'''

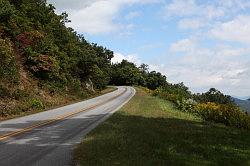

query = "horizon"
(233, 96), (250, 100)
(47, 0), (250, 98)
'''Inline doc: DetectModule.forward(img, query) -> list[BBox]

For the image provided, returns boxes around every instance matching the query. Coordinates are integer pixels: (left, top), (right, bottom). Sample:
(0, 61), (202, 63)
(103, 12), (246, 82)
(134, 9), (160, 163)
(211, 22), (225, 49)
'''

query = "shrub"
(176, 99), (196, 113)
(152, 87), (162, 96)
(153, 87), (250, 130)
(0, 84), (10, 98)
(30, 99), (44, 109)
(160, 93), (179, 104)
(154, 90), (180, 104)
(26, 53), (60, 80)
(194, 102), (250, 129)
(0, 100), (23, 117)
(0, 38), (19, 83)
(12, 89), (29, 100)
(16, 31), (44, 49)
(0, 0), (15, 23)
(153, 85), (191, 104)
(138, 86), (152, 94)
(71, 79), (82, 92)
(0, 103), (12, 117)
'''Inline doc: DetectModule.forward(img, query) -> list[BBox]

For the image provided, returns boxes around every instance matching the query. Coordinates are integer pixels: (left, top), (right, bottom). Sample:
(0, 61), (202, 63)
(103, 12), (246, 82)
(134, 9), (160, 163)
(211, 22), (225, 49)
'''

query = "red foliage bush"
(16, 31), (44, 48)
(30, 54), (55, 72)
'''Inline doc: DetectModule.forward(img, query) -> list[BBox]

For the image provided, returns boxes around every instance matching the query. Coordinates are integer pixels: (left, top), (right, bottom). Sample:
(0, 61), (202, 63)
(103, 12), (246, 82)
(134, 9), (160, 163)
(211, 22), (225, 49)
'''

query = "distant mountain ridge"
(233, 97), (250, 114)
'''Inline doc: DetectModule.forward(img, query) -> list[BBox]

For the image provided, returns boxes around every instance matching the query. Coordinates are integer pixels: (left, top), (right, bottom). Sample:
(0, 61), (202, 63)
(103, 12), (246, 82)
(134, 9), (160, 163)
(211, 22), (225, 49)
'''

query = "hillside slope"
(233, 98), (250, 114)
(0, 0), (114, 118)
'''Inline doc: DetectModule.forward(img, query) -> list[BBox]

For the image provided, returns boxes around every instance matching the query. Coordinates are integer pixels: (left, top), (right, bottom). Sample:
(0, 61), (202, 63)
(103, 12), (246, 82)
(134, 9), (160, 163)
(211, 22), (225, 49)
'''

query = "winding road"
(0, 86), (135, 166)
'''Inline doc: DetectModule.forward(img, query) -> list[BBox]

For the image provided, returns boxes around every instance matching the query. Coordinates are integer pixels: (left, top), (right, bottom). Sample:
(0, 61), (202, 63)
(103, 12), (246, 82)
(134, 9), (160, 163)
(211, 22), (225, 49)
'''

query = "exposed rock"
(85, 78), (95, 92)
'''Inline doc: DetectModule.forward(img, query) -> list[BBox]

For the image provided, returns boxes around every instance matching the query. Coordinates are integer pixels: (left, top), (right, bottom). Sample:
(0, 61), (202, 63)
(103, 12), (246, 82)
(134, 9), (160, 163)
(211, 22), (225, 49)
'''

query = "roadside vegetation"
(1, 0), (249, 128)
(74, 88), (250, 165)
(1, 0), (250, 164)
(153, 85), (250, 129)
(0, 86), (116, 120)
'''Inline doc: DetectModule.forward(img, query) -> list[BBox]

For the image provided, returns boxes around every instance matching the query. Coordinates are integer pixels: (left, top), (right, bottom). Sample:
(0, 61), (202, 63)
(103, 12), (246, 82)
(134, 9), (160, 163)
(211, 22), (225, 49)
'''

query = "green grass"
(74, 88), (250, 166)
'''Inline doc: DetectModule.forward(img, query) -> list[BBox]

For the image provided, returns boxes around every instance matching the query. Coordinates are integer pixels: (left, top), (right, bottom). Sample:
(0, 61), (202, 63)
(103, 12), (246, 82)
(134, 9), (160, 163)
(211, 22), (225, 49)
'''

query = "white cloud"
(204, 5), (225, 19)
(164, 0), (224, 19)
(164, 0), (250, 20)
(178, 18), (205, 29)
(210, 15), (250, 44)
(112, 52), (126, 64)
(47, 0), (99, 12)
(170, 38), (196, 52)
(218, 0), (250, 10)
(165, 0), (198, 17)
(214, 45), (250, 57)
(48, 0), (163, 11)
(112, 53), (168, 76)
(112, 52), (141, 66)
(162, 1), (250, 96)
(125, 11), (141, 20)
(165, 38), (250, 96)
(48, 0), (162, 34)
(164, 0), (250, 33)
(68, 1), (119, 34)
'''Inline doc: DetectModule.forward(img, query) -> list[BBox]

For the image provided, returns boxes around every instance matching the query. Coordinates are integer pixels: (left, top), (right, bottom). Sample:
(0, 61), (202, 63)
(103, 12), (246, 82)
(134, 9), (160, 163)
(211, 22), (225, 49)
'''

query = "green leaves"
(110, 60), (140, 86)
(0, 0), (115, 90)
(194, 88), (234, 105)
(0, 0), (15, 22)
(1, 0), (166, 93)
(0, 38), (18, 84)
(30, 99), (44, 109)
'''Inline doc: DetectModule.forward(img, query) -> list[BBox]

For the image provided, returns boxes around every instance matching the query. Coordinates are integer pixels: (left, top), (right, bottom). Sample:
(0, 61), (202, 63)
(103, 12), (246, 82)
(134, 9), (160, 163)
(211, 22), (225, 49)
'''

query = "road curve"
(0, 86), (135, 166)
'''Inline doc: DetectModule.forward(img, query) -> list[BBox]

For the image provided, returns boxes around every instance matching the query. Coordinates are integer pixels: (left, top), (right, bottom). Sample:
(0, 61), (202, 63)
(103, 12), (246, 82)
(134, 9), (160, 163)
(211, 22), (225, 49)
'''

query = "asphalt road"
(0, 86), (135, 166)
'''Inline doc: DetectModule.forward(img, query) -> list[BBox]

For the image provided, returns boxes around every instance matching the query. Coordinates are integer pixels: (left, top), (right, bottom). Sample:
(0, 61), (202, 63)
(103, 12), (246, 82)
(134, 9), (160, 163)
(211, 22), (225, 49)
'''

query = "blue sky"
(48, 0), (250, 98)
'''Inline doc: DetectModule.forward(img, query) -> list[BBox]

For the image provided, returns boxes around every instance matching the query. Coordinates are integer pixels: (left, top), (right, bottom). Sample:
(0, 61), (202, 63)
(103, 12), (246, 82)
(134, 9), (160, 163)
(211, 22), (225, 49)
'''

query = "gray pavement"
(0, 86), (135, 166)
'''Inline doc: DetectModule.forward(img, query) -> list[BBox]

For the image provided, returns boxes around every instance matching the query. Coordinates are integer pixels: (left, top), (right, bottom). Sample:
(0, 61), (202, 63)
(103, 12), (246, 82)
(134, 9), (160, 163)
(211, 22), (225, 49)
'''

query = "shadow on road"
(0, 113), (110, 166)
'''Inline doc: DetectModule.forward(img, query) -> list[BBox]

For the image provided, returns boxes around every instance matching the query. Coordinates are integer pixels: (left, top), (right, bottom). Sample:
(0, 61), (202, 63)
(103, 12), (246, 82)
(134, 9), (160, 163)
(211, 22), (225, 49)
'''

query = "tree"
(194, 88), (234, 105)
(1, 0), (170, 93)
(60, 12), (71, 25)
(139, 63), (149, 74)
(0, 0), (115, 90)
(146, 71), (167, 90)
(159, 82), (192, 100)
(110, 60), (141, 86)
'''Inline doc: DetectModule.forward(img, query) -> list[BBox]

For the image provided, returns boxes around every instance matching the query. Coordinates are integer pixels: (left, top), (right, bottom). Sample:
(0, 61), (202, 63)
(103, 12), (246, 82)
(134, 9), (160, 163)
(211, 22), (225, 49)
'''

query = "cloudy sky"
(47, 0), (250, 98)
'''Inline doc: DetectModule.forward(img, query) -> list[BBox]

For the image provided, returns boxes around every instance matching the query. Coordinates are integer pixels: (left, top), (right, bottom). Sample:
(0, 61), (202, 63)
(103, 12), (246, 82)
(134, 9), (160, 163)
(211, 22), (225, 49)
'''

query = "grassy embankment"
(74, 88), (250, 166)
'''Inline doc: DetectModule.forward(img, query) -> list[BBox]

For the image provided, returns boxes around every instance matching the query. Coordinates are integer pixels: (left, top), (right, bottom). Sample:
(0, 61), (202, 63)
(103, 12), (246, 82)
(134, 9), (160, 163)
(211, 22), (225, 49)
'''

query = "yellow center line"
(0, 87), (128, 141)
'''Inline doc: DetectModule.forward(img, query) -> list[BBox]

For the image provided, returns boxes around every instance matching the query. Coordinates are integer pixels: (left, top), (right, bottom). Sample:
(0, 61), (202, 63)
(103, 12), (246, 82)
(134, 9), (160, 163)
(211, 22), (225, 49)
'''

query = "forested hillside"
(233, 98), (250, 114)
(0, 0), (167, 118)
(0, 0), (114, 117)
(1, 0), (115, 89)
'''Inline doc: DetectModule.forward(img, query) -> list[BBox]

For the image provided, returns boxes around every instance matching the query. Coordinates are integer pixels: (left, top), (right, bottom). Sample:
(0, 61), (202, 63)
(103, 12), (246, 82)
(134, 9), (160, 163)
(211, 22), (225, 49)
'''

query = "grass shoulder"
(74, 87), (250, 166)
